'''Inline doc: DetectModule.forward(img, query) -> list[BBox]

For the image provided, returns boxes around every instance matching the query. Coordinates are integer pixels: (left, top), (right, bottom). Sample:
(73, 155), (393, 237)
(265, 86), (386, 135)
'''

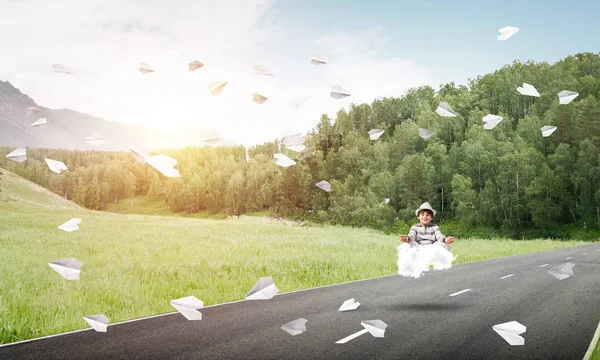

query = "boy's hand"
(445, 237), (455, 244)
(400, 235), (409, 243)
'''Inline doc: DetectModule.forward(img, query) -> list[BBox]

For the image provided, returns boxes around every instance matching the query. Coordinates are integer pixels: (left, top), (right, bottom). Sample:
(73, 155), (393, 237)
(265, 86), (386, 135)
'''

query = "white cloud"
(0, 2), (441, 147)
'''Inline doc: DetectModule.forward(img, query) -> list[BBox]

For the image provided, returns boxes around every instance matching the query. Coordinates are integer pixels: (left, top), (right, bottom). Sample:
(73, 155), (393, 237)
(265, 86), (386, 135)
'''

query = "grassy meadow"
(0, 169), (598, 357)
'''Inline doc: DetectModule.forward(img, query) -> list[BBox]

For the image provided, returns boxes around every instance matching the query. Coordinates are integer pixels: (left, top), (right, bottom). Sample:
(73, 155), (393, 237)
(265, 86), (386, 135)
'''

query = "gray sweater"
(407, 223), (447, 246)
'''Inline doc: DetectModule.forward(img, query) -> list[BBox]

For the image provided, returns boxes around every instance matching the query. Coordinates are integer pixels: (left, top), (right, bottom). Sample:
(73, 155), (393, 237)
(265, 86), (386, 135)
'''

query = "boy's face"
(418, 210), (433, 225)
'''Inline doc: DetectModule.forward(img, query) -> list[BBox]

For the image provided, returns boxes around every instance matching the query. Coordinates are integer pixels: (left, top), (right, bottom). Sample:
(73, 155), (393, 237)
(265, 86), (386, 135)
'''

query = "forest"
(1, 52), (599, 238)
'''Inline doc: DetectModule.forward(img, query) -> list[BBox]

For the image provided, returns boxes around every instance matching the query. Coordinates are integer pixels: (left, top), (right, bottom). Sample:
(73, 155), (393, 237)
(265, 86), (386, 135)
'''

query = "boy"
(400, 202), (455, 249)
(396, 202), (456, 278)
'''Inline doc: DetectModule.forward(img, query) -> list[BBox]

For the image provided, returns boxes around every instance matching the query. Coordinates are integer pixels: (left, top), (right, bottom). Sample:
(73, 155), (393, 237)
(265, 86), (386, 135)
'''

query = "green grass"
(1, 168), (599, 360)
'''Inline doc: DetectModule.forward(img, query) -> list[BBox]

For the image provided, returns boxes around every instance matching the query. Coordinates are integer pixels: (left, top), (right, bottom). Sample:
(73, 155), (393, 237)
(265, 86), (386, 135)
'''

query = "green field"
(0, 169), (598, 357)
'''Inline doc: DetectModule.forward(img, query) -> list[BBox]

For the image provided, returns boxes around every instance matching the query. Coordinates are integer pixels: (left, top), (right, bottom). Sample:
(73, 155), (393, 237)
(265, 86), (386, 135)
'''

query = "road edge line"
(583, 316), (600, 360)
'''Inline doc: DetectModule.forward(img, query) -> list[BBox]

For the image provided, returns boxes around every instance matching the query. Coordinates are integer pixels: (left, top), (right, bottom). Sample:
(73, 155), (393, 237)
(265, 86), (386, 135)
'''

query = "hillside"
(0, 168), (82, 211)
(0, 80), (237, 151)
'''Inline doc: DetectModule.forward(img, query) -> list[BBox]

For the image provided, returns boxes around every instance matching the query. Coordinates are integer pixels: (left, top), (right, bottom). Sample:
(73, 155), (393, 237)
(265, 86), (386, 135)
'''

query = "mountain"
(0, 80), (238, 151)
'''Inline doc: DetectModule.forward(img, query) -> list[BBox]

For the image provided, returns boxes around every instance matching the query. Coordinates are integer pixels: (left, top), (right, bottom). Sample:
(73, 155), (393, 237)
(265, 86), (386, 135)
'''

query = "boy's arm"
(433, 225), (447, 243)
(408, 226), (418, 245)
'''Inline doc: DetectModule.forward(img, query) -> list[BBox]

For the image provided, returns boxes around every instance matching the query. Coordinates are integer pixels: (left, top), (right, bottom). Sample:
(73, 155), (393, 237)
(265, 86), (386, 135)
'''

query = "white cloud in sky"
(0, 1), (442, 147)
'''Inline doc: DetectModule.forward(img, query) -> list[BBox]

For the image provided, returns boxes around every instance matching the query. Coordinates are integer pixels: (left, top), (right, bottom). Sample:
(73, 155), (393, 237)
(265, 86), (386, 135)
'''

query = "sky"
(1, 0), (599, 147)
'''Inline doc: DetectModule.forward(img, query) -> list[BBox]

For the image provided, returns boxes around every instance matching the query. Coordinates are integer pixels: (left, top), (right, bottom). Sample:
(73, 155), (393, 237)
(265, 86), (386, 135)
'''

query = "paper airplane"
(170, 296), (204, 320)
(435, 102), (457, 117)
(330, 85), (351, 100)
(145, 154), (180, 178)
(253, 65), (273, 76)
(252, 93), (268, 104)
(339, 298), (360, 311)
(368, 129), (385, 140)
(286, 144), (306, 152)
(281, 318), (308, 336)
(283, 135), (305, 147)
(548, 262), (574, 280)
(246, 276), (279, 300)
(311, 56), (327, 65)
(497, 26), (519, 41)
(492, 321), (526, 345)
(517, 83), (540, 97)
(6, 148), (27, 163)
(84, 135), (105, 147)
(557, 90), (579, 105)
(540, 125), (557, 137)
(188, 60), (204, 71)
(45, 158), (68, 174)
(274, 153), (296, 168)
(58, 218), (82, 232)
(139, 62), (155, 73)
(291, 93), (312, 108)
(25, 106), (41, 117)
(48, 257), (83, 280)
(208, 81), (228, 96)
(130, 148), (151, 163)
(204, 136), (220, 144)
(84, 315), (110, 332)
(418, 128), (435, 139)
(316, 180), (331, 192)
(31, 118), (47, 127)
(336, 320), (388, 344)
(483, 114), (503, 130)
(53, 64), (74, 74)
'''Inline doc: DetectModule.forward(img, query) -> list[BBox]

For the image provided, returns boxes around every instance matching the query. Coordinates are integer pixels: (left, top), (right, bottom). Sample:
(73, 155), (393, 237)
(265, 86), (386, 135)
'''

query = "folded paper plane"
(246, 276), (279, 300)
(253, 65), (273, 76)
(497, 26), (519, 41)
(311, 56), (327, 65)
(330, 85), (351, 100)
(6, 148), (27, 162)
(517, 83), (540, 97)
(130, 148), (151, 163)
(274, 153), (296, 168)
(483, 114), (503, 130)
(188, 60), (204, 72)
(139, 62), (155, 74)
(25, 106), (41, 117)
(84, 135), (105, 147)
(418, 128), (435, 139)
(31, 118), (47, 127)
(170, 296), (204, 320)
(45, 158), (68, 174)
(286, 144), (306, 152)
(84, 315), (110, 332)
(548, 262), (574, 280)
(58, 218), (82, 232)
(208, 81), (228, 96)
(283, 135), (305, 147)
(540, 125), (557, 137)
(493, 321), (526, 345)
(336, 320), (387, 344)
(281, 318), (307, 336)
(368, 129), (385, 140)
(145, 154), (180, 178)
(291, 93), (312, 108)
(557, 90), (579, 105)
(53, 64), (74, 74)
(435, 102), (457, 117)
(252, 93), (268, 104)
(316, 180), (331, 192)
(339, 298), (360, 311)
(48, 257), (83, 280)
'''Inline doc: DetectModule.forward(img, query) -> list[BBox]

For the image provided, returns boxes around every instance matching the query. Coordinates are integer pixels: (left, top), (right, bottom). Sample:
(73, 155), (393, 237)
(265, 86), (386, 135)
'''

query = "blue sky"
(269, 0), (600, 85)
(0, 0), (598, 146)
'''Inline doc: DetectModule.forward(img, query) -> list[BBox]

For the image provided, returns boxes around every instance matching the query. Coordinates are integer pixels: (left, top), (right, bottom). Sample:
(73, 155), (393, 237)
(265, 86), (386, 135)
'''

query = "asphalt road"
(1, 243), (599, 360)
